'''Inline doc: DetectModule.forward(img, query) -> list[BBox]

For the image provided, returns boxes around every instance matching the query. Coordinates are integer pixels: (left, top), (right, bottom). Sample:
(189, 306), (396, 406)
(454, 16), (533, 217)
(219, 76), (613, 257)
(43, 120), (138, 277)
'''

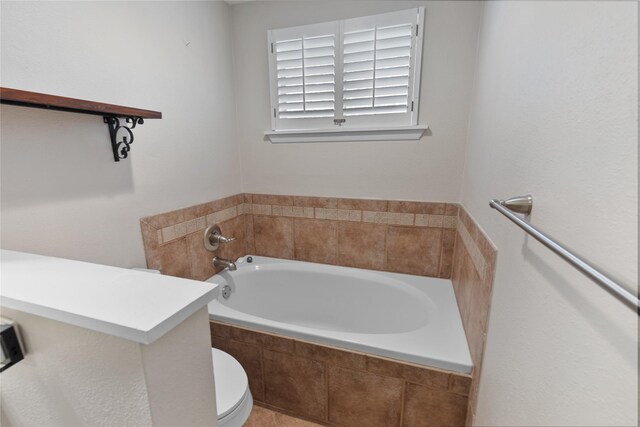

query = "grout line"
(259, 342), (266, 404)
(325, 360), (330, 423)
(399, 380), (407, 427)
(438, 229), (446, 278)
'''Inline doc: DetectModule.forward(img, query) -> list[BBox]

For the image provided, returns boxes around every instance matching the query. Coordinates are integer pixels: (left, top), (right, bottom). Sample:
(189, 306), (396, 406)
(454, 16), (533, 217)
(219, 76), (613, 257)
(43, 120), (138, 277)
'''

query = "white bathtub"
(206, 255), (472, 373)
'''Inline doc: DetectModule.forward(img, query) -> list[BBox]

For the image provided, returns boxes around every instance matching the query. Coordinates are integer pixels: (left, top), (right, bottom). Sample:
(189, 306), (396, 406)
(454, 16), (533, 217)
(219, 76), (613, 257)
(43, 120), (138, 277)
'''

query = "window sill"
(264, 125), (429, 143)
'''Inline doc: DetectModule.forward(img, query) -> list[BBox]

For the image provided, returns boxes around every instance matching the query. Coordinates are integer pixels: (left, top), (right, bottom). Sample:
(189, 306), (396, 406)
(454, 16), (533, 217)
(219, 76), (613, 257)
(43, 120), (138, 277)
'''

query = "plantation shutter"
(268, 21), (339, 130)
(340, 8), (421, 128)
(268, 8), (423, 132)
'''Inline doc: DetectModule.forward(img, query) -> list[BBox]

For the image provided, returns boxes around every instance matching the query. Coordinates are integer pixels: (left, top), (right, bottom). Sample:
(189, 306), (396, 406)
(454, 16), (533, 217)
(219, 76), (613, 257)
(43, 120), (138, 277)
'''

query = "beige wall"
(230, 1), (481, 201)
(0, 1), (241, 268)
(0, 307), (217, 427)
(460, 2), (638, 425)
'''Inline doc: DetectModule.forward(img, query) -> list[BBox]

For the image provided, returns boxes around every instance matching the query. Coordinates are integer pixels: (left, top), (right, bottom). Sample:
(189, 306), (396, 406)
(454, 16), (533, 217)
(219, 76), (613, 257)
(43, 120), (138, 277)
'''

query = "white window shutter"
(269, 21), (340, 130)
(340, 8), (423, 128)
(268, 8), (424, 132)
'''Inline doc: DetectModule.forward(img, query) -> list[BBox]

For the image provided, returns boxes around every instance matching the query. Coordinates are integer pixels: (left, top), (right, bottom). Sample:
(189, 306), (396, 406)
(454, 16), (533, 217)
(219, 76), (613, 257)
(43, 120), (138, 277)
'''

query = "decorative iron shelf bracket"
(1, 87), (162, 163)
(104, 116), (144, 162)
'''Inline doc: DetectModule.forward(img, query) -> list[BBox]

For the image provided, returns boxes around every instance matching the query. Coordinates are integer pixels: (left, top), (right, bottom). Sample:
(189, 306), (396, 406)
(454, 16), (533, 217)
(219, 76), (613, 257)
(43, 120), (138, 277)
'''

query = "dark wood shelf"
(0, 87), (162, 119)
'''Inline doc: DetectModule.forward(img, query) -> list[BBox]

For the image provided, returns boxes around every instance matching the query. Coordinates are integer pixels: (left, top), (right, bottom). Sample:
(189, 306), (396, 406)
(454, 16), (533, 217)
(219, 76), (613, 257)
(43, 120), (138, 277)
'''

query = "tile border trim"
(147, 194), (459, 246)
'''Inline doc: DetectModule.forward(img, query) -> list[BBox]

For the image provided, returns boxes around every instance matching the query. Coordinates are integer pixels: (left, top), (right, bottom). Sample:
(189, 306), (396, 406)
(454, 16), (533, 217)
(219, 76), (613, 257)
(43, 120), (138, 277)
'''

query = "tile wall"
(140, 193), (497, 426)
(211, 320), (471, 427)
(451, 207), (497, 425)
(140, 193), (459, 280)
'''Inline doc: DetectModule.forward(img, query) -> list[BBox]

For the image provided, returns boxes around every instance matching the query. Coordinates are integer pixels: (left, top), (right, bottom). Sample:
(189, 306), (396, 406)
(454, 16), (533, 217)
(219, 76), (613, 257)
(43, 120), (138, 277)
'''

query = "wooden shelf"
(1, 87), (162, 162)
(0, 87), (162, 119)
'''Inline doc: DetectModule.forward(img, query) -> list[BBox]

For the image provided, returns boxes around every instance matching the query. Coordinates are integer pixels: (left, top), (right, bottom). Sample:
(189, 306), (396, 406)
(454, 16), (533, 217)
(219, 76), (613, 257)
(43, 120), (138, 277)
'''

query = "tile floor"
(245, 405), (324, 427)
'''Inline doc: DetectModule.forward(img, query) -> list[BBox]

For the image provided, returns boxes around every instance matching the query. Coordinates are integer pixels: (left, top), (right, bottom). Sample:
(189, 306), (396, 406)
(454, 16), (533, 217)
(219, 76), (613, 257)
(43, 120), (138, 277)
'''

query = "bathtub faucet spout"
(212, 256), (237, 271)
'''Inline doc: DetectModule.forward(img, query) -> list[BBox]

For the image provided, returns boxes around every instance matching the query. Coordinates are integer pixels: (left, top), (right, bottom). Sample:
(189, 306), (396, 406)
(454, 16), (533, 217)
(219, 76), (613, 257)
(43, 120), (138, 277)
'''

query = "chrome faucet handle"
(204, 225), (236, 252)
(216, 235), (236, 244)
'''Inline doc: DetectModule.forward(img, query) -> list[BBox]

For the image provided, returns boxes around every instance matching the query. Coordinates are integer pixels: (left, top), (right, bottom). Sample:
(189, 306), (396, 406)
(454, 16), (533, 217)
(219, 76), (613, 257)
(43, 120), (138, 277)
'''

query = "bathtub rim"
(206, 255), (473, 374)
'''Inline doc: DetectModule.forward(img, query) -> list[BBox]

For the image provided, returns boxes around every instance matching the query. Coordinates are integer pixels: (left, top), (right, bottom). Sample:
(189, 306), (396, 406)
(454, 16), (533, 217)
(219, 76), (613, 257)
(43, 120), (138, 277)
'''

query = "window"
(267, 8), (426, 141)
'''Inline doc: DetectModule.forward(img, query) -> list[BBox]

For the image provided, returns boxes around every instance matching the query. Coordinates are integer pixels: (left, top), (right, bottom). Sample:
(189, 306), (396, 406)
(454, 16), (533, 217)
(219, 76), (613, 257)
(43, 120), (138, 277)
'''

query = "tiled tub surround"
(451, 209), (497, 426)
(210, 320), (471, 427)
(140, 193), (459, 281)
(140, 194), (249, 280)
(140, 194), (496, 426)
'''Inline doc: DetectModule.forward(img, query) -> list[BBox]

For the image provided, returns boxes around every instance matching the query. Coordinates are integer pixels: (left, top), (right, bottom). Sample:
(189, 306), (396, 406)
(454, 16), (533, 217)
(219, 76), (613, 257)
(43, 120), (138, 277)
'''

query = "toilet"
(212, 348), (253, 427)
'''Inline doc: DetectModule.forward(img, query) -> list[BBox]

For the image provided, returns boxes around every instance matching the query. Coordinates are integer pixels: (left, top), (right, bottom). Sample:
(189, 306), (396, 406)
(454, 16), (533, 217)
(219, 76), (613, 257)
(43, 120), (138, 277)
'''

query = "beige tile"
(388, 201), (445, 215)
(158, 238), (190, 278)
(282, 205), (307, 218)
(337, 222), (386, 270)
(315, 208), (338, 220)
(185, 217), (201, 234)
(403, 383), (468, 427)
(209, 194), (241, 213)
(443, 215), (458, 229)
(230, 326), (295, 354)
(293, 219), (337, 265)
(328, 366), (402, 427)
(274, 411), (325, 427)
(272, 205), (283, 216)
(385, 226), (442, 276)
(457, 220), (486, 280)
(337, 209), (361, 222)
(387, 212), (414, 226)
(253, 216), (294, 259)
(186, 231), (215, 281)
(337, 198), (387, 212)
(293, 196), (338, 209)
(414, 214), (429, 227)
(263, 349), (327, 422)
(439, 229), (456, 279)
(245, 405), (278, 427)
(140, 220), (161, 270)
(362, 210), (388, 224)
(209, 321), (233, 339)
(253, 194), (294, 206)
(212, 337), (265, 402)
(251, 204), (272, 216)
(465, 408), (476, 427)
(243, 193), (253, 204)
(428, 214), (444, 228)
(445, 203), (460, 216)
(174, 221), (187, 239)
(366, 356), (450, 391)
(141, 208), (184, 229)
(180, 200), (213, 222)
(211, 206), (237, 224)
(161, 225), (176, 243)
(449, 374), (472, 396)
(294, 340), (366, 371)
(245, 214), (255, 254)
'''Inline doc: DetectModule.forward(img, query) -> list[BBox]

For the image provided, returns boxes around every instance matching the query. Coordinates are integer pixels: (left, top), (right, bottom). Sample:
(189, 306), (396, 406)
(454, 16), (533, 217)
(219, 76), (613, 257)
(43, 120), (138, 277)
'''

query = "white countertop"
(0, 250), (218, 344)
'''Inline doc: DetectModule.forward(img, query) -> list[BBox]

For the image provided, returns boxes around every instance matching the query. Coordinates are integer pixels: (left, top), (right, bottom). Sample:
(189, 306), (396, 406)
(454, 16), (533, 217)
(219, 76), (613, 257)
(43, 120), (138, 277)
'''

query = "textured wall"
(230, 1), (482, 201)
(1, 307), (217, 427)
(0, 1), (241, 268)
(1, 307), (152, 426)
(460, 2), (638, 425)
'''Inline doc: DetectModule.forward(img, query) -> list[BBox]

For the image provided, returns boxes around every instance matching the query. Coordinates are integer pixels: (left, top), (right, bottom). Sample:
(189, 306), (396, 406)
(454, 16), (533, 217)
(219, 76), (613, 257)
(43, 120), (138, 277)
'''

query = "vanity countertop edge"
(0, 249), (219, 344)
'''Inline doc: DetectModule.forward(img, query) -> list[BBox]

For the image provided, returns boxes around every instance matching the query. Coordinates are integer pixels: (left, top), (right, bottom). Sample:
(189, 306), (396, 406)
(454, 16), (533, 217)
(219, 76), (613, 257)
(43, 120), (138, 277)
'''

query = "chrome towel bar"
(490, 196), (639, 313)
